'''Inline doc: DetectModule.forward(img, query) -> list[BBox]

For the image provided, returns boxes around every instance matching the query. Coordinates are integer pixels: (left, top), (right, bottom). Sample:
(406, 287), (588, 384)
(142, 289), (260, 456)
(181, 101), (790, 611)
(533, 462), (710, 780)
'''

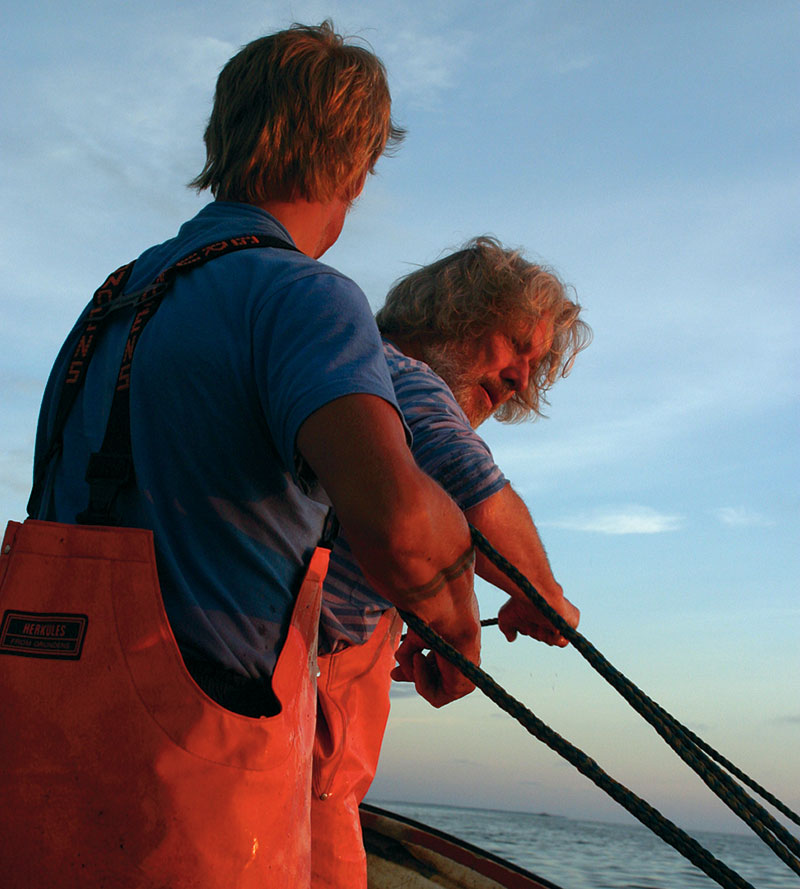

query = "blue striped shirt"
(319, 339), (507, 653)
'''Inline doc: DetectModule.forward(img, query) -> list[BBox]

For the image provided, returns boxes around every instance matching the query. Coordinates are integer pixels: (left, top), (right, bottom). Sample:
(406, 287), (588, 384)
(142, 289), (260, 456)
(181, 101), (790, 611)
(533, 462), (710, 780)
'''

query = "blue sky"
(2, 0), (798, 839)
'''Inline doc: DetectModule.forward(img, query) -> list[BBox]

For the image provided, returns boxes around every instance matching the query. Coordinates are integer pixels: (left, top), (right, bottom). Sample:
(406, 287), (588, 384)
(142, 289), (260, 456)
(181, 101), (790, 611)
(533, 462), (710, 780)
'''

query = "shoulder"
(258, 253), (367, 304)
(126, 201), (366, 307)
(378, 343), (506, 507)
(382, 340), (469, 426)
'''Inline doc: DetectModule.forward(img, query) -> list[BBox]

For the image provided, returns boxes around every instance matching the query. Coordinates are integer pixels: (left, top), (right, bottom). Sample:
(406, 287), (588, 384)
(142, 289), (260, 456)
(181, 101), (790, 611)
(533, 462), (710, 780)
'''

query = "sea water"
(372, 800), (798, 889)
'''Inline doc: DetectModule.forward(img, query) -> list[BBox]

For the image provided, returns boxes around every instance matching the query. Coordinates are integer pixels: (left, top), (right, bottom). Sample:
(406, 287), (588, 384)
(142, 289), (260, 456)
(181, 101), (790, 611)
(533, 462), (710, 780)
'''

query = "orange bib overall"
(311, 609), (402, 888)
(0, 519), (326, 888)
(0, 236), (331, 887)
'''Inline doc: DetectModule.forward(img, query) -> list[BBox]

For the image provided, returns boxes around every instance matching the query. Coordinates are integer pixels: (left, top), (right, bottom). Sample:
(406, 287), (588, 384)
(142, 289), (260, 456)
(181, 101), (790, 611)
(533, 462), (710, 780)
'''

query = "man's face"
(425, 317), (554, 428)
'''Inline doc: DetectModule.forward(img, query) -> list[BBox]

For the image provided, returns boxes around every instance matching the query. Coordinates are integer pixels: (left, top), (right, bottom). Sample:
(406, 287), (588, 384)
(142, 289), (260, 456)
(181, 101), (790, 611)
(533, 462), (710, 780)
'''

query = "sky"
(1, 0), (798, 849)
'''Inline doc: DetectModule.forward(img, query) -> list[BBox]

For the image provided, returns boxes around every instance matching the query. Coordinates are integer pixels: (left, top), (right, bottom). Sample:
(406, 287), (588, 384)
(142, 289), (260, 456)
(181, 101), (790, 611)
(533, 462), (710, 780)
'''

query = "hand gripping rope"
(398, 526), (800, 889)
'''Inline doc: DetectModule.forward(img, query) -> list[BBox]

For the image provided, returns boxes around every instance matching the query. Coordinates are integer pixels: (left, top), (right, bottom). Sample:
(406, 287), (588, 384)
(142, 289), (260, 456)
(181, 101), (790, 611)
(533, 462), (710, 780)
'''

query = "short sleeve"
(386, 344), (507, 511)
(253, 268), (405, 479)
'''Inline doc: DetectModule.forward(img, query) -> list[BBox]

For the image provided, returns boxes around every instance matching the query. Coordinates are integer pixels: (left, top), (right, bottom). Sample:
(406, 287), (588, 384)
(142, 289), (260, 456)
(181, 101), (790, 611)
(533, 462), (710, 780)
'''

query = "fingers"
(500, 623), (518, 643)
(392, 630), (476, 706)
(562, 598), (580, 629)
(496, 596), (578, 647)
(411, 651), (475, 708)
(391, 631), (423, 682)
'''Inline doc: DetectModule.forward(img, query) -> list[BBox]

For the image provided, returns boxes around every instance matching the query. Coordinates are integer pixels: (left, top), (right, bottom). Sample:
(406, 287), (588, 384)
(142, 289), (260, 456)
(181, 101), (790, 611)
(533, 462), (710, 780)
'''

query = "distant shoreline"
(365, 797), (764, 839)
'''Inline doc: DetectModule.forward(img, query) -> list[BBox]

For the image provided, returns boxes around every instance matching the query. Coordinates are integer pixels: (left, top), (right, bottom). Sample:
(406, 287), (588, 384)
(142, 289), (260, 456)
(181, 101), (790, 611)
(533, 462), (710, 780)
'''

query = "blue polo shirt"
(32, 201), (402, 680)
(319, 340), (508, 653)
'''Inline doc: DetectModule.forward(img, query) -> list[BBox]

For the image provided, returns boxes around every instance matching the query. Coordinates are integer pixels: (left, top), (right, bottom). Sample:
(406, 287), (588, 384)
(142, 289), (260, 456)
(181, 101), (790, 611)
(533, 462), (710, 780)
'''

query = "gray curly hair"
(376, 236), (591, 421)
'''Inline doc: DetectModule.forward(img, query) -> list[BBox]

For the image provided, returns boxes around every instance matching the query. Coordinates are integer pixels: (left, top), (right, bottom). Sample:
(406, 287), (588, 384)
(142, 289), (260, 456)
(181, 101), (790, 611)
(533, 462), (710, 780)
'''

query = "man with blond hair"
(6, 22), (480, 888)
(311, 236), (591, 888)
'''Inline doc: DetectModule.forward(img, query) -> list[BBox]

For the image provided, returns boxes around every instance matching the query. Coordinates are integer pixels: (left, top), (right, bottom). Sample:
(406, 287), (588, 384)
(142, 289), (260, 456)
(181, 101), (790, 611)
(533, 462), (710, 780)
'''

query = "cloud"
(769, 714), (800, 727)
(381, 27), (472, 107)
(713, 507), (774, 528)
(543, 505), (683, 535)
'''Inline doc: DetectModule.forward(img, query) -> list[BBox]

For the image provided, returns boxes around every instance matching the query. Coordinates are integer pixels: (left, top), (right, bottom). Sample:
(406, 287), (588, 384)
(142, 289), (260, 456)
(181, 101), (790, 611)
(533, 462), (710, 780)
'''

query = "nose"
(501, 356), (530, 394)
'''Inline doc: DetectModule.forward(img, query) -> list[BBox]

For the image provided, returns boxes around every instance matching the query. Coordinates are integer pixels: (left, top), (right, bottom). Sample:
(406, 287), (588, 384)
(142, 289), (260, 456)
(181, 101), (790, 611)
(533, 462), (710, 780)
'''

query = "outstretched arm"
(464, 483), (579, 646)
(297, 393), (481, 706)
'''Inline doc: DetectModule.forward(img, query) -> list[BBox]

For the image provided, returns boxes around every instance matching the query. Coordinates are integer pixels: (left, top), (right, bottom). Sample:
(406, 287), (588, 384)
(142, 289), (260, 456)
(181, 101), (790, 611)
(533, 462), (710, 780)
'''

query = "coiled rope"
(397, 524), (800, 889)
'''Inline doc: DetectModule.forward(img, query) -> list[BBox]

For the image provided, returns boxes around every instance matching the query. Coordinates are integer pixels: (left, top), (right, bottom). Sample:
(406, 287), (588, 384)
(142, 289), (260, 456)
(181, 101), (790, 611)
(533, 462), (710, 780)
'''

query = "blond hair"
(376, 237), (591, 420)
(190, 21), (404, 203)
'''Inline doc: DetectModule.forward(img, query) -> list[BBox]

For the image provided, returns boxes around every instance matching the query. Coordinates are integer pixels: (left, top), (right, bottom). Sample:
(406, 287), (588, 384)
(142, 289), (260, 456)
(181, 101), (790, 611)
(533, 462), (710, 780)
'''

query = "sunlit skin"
(259, 169), (367, 260)
(258, 195), (351, 258)
(444, 317), (555, 428)
(266, 174), (480, 707)
(388, 314), (579, 654)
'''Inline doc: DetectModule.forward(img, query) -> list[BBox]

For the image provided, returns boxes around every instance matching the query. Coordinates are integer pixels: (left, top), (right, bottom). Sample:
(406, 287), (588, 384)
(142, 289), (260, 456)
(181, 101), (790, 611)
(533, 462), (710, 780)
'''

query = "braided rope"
(467, 525), (800, 873)
(395, 524), (800, 887)
(399, 608), (753, 889)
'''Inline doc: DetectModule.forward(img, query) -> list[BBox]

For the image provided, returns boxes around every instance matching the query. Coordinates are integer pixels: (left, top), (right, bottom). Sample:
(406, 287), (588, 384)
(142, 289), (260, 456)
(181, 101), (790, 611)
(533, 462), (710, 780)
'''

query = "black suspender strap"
(28, 234), (298, 524)
(27, 261), (135, 519)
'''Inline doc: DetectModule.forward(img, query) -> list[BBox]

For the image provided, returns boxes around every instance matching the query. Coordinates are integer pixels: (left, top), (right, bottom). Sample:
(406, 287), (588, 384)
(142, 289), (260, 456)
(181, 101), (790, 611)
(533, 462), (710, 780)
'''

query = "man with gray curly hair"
(377, 235), (589, 426)
(311, 236), (591, 888)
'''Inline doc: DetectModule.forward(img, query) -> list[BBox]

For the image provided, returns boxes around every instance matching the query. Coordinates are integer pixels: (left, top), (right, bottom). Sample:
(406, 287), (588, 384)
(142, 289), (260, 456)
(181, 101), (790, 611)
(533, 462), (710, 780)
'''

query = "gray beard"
(416, 342), (492, 429)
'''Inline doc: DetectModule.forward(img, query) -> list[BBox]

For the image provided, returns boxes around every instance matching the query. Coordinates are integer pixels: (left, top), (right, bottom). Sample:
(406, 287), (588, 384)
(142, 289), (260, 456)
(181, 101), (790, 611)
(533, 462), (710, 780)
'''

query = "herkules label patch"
(0, 610), (88, 659)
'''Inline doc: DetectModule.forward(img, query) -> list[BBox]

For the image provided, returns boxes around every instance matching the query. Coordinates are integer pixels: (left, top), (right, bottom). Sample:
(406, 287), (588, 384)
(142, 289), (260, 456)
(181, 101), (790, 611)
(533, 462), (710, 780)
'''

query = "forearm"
(297, 394), (479, 647)
(466, 484), (563, 604)
(340, 466), (478, 642)
(465, 483), (579, 645)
